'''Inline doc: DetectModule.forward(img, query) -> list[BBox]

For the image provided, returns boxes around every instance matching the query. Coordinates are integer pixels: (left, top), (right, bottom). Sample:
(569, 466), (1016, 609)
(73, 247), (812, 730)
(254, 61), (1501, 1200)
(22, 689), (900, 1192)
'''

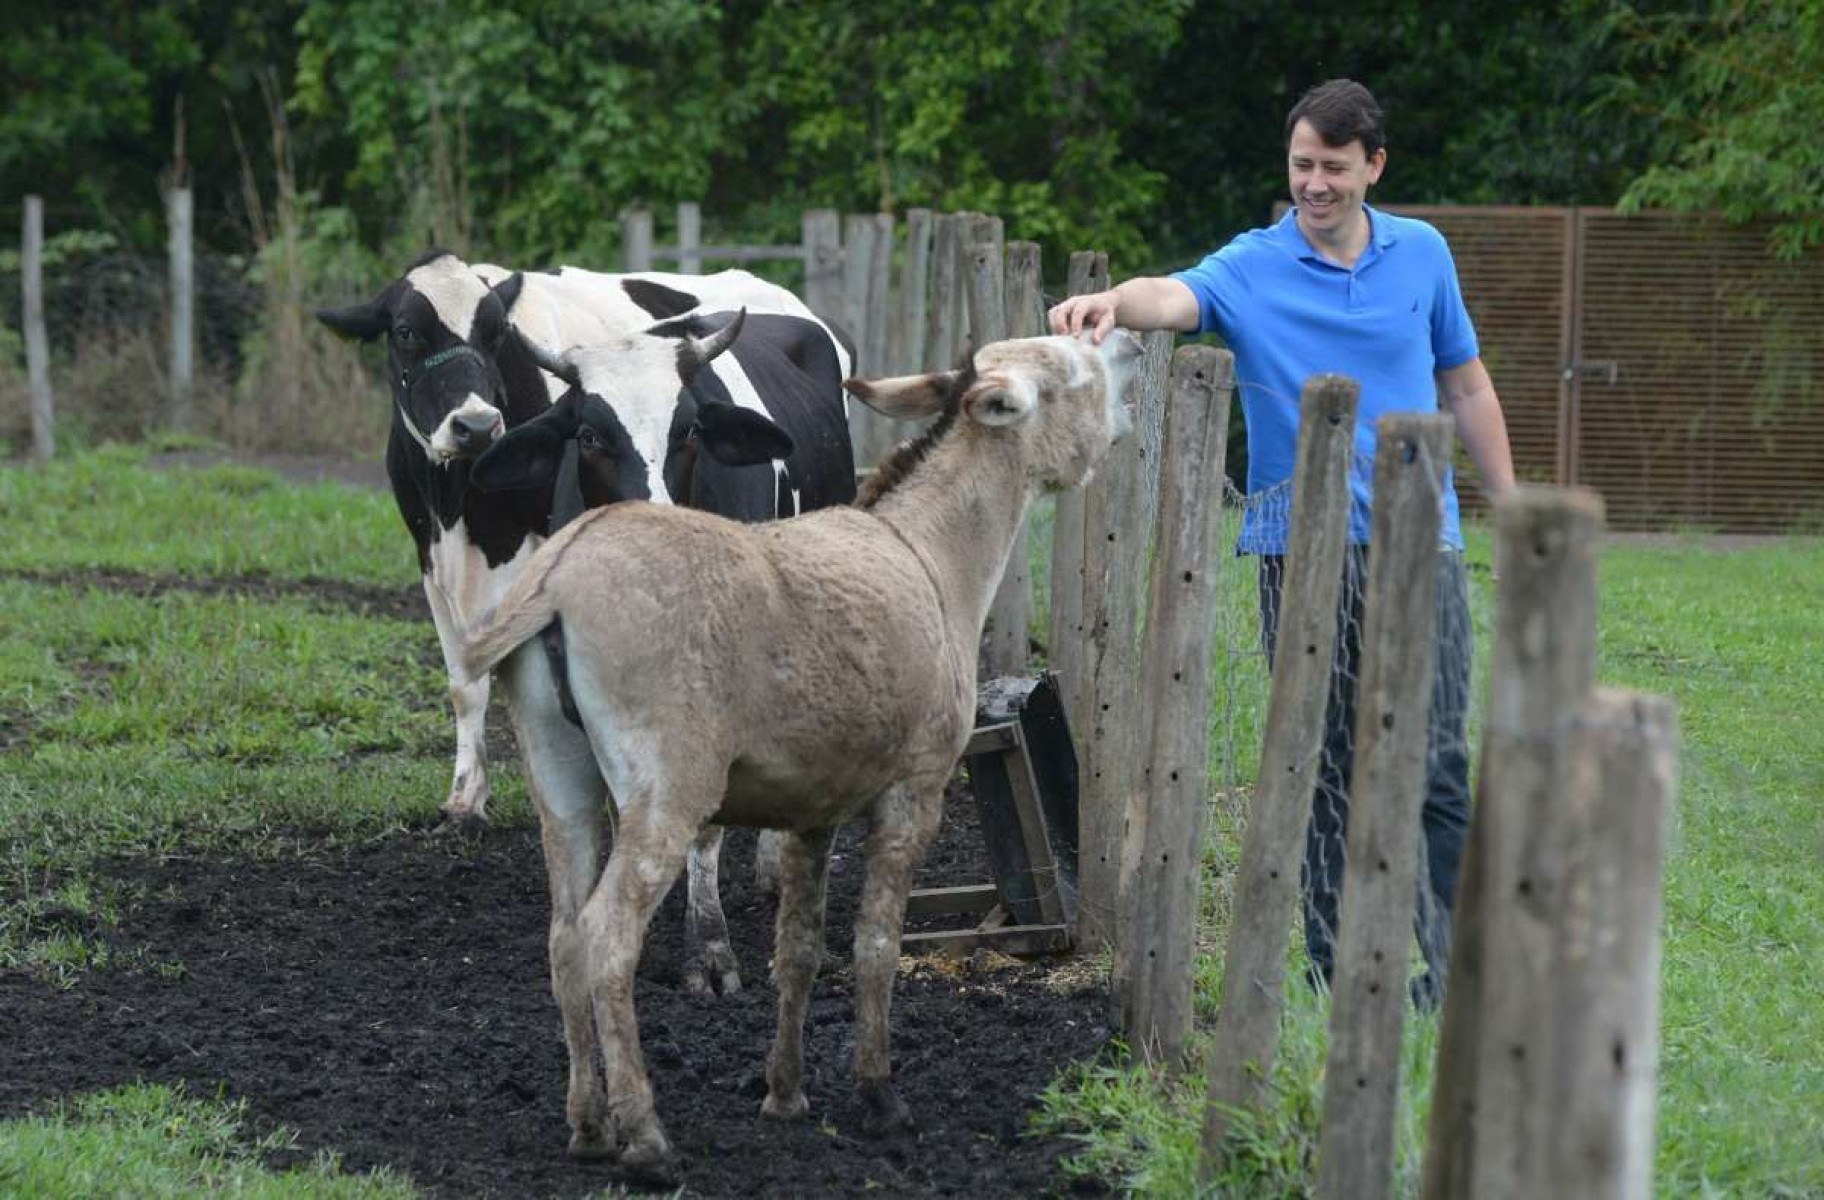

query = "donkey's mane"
(854, 360), (975, 510)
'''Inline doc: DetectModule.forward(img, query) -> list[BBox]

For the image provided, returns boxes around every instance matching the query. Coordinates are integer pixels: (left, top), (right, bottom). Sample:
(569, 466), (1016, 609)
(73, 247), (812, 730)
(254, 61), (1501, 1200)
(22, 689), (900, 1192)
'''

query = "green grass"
(0, 444), (411, 586)
(0, 1084), (417, 1198)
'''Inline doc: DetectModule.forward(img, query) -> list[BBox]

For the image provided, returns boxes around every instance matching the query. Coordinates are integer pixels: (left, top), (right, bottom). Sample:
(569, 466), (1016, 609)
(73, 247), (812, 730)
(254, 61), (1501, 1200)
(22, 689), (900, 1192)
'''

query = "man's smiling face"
(1287, 117), (1385, 244)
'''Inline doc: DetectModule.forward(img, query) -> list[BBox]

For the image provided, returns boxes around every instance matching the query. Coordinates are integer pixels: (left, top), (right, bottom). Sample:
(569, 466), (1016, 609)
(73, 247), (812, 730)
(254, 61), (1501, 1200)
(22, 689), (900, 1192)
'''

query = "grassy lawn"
(2, 450), (1819, 1196)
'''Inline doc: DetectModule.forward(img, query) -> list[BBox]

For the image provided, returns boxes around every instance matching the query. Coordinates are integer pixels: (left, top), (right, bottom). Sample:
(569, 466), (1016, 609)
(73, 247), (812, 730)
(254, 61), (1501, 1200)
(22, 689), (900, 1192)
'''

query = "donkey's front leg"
(851, 780), (946, 1134)
(762, 827), (836, 1120)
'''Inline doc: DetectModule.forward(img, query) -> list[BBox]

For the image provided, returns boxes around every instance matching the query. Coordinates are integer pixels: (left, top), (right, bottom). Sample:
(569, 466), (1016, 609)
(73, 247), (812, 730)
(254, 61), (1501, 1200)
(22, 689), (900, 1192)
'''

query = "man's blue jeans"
(1257, 546), (1473, 1003)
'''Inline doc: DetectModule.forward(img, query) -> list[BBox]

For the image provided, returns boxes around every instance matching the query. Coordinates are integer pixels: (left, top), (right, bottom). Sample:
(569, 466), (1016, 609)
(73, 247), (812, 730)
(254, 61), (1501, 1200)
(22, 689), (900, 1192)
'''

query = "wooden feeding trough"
(902, 673), (1079, 957)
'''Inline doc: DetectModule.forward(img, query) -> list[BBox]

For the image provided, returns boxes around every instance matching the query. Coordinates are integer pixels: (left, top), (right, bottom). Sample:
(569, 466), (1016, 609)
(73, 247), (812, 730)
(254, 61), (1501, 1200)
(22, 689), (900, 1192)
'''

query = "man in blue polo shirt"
(1049, 78), (1514, 1006)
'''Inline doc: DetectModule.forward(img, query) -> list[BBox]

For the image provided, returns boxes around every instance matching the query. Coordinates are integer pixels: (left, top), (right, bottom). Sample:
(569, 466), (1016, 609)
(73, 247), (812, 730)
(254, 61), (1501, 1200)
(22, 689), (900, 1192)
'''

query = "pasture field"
(3, 448), (1820, 1197)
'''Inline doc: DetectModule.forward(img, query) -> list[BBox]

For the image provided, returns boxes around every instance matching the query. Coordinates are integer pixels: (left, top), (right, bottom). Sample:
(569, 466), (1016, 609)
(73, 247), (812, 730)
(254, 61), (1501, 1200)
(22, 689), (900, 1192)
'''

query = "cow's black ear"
(470, 422), (566, 492)
(492, 271), (526, 314)
(695, 400), (795, 467)
(315, 298), (390, 343)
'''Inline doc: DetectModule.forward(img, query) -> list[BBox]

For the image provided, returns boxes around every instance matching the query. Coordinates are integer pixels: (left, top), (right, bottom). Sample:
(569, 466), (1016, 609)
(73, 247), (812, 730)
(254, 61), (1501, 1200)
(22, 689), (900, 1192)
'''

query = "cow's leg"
(580, 774), (718, 1173)
(422, 572), (491, 825)
(498, 648), (613, 1152)
(762, 826), (836, 1120)
(681, 826), (742, 996)
(851, 777), (946, 1135)
(752, 829), (785, 896)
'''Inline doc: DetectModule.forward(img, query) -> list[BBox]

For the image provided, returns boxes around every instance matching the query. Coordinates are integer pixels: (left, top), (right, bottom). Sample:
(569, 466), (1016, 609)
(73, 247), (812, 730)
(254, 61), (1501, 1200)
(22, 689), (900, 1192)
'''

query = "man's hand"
(1047, 289), (1123, 344)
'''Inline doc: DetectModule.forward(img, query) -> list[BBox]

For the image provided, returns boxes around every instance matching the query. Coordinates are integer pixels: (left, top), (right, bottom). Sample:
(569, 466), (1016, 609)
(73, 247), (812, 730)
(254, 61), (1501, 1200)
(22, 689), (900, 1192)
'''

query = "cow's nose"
(453, 409), (504, 447)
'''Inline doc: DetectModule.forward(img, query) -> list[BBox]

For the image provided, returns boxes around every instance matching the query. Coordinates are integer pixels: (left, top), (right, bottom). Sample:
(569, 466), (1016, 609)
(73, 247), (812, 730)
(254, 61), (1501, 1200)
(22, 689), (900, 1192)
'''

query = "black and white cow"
(316, 251), (848, 994)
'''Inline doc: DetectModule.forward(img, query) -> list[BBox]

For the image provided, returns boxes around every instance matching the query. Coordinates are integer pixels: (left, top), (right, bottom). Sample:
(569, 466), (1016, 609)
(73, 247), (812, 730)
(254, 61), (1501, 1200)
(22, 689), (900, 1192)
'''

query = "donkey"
(459, 330), (1144, 1173)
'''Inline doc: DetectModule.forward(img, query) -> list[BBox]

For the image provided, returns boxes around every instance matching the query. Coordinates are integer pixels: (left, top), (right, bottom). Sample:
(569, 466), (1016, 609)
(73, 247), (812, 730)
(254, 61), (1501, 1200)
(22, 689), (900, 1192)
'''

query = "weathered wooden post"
(892, 209), (934, 376)
(676, 201), (702, 274)
(167, 185), (195, 430)
(1314, 413), (1455, 1200)
(841, 213), (881, 376)
(1421, 485), (1604, 1200)
(1047, 250), (1106, 739)
(1549, 687), (1675, 1200)
(1075, 325), (1168, 955)
(801, 210), (843, 327)
(619, 208), (655, 272)
(969, 237), (1028, 679)
(925, 214), (964, 372)
(1201, 375), (1358, 1163)
(23, 196), (54, 462)
(1114, 345), (1235, 1061)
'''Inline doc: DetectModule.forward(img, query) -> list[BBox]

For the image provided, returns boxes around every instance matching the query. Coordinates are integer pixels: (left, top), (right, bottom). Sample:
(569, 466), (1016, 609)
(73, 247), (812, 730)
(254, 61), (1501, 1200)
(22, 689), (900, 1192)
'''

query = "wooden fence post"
(166, 185), (194, 430)
(892, 209), (935, 375)
(1003, 242), (1044, 340)
(1421, 485), (1605, 1200)
(620, 208), (655, 272)
(968, 238), (1028, 679)
(23, 196), (55, 462)
(1201, 375), (1359, 1163)
(1314, 414), (1455, 1200)
(1075, 317), (1168, 955)
(676, 201), (702, 274)
(1115, 345), (1235, 1061)
(1549, 688), (1675, 1200)
(925, 214), (964, 372)
(1050, 250), (1103, 819)
(801, 210), (843, 328)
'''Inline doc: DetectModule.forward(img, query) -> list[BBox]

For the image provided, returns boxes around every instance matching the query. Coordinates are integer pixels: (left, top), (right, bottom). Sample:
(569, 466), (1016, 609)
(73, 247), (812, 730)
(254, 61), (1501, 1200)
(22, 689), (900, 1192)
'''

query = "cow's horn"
(515, 329), (582, 389)
(685, 308), (746, 372)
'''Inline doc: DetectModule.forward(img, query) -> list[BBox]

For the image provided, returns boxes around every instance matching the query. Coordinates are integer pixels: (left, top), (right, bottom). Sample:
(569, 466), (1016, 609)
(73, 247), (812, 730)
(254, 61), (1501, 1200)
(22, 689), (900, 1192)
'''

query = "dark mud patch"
(0, 803), (1115, 1198)
(3, 566), (428, 624)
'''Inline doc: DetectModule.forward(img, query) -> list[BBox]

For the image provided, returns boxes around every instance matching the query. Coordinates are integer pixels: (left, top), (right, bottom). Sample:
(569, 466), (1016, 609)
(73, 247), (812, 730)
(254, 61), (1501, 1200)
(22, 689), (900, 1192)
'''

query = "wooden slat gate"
(1393, 205), (1824, 532)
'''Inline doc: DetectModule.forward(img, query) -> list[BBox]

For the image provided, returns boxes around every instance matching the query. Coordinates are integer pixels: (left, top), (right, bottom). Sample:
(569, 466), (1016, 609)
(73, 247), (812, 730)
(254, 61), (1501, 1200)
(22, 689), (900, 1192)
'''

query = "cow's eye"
(393, 324), (425, 353)
(577, 426), (604, 452)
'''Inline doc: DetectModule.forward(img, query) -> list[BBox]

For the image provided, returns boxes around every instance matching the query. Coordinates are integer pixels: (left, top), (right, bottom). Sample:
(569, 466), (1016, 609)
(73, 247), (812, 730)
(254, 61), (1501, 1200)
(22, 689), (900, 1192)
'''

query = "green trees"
(1607, 0), (1824, 258)
(2, 1), (1817, 272)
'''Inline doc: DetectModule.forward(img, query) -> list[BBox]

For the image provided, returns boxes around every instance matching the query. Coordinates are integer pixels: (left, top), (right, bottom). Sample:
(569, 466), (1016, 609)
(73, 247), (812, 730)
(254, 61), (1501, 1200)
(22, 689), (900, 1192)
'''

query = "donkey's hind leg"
(762, 826), (836, 1120)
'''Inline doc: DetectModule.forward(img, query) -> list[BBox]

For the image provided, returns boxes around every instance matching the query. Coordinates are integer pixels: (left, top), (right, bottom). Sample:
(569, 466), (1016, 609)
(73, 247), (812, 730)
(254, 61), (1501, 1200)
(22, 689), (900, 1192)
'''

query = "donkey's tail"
(461, 568), (563, 682)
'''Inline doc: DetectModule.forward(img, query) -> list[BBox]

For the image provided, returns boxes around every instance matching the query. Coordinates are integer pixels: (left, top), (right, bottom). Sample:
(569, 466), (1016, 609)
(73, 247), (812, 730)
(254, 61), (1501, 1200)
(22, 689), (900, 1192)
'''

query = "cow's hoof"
(434, 809), (489, 838)
(857, 1081), (914, 1137)
(682, 959), (742, 998)
(760, 1090), (810, 1121)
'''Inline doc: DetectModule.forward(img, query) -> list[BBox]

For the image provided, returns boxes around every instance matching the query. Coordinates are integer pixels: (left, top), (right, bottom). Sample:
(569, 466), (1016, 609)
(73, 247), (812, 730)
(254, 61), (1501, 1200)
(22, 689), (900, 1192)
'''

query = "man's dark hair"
(1285, 79), (1385, 157)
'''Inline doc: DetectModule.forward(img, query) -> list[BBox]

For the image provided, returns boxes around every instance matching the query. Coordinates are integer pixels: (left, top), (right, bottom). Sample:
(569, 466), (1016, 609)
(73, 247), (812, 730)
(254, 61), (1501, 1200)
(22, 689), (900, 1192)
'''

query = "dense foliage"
(0, 1), (1813, 275)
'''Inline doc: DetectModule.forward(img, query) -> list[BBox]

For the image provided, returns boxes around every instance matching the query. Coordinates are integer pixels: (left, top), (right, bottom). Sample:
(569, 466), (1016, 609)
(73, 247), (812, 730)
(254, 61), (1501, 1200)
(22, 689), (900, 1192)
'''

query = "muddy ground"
(1, 554), (1117, 1199)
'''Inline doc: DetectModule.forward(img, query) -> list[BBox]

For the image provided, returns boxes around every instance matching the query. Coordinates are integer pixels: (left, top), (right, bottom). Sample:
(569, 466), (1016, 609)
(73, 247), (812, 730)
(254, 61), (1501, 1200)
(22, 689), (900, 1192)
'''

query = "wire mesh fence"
(1, 241), (383, 457)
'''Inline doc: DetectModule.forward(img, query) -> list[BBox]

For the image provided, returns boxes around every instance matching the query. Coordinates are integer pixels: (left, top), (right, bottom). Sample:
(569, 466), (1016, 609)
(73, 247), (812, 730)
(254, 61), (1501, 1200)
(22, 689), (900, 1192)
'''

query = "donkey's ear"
(962, 376), (1037, 427)
(846, 371), (958, 419)
(315, 296), (390, 342)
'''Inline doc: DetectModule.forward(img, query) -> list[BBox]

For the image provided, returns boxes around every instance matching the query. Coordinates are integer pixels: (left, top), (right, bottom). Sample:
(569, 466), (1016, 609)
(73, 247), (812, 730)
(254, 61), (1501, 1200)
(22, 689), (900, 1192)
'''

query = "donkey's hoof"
(760, 1090), (810, 1121)
(566, 1127), (615, 1161)
(857, 1082), (914, 1137)
(616, 1128), (678, 1187)
(682, 963), (744, 998)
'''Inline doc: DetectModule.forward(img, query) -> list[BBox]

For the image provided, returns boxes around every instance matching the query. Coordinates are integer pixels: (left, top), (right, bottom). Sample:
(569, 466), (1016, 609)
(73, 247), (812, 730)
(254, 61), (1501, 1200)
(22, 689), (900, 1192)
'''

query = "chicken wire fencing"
(1201, 438), (1484, 1011)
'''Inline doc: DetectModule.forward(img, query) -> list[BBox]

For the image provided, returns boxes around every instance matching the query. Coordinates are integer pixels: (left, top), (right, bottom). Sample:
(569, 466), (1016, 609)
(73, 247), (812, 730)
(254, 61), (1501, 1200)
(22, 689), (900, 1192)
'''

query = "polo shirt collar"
(1278, 203), (1399, 269)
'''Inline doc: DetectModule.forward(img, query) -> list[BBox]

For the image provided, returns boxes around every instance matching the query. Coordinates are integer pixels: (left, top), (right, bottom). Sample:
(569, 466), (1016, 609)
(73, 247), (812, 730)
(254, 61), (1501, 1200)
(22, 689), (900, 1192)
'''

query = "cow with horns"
(315, 251), (855, 993)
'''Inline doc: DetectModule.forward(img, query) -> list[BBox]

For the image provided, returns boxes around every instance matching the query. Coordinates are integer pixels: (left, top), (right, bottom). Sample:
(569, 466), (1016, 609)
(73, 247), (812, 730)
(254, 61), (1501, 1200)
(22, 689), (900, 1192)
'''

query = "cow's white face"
(563, 335), (696, 506)
(405, 259), (509, 463)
